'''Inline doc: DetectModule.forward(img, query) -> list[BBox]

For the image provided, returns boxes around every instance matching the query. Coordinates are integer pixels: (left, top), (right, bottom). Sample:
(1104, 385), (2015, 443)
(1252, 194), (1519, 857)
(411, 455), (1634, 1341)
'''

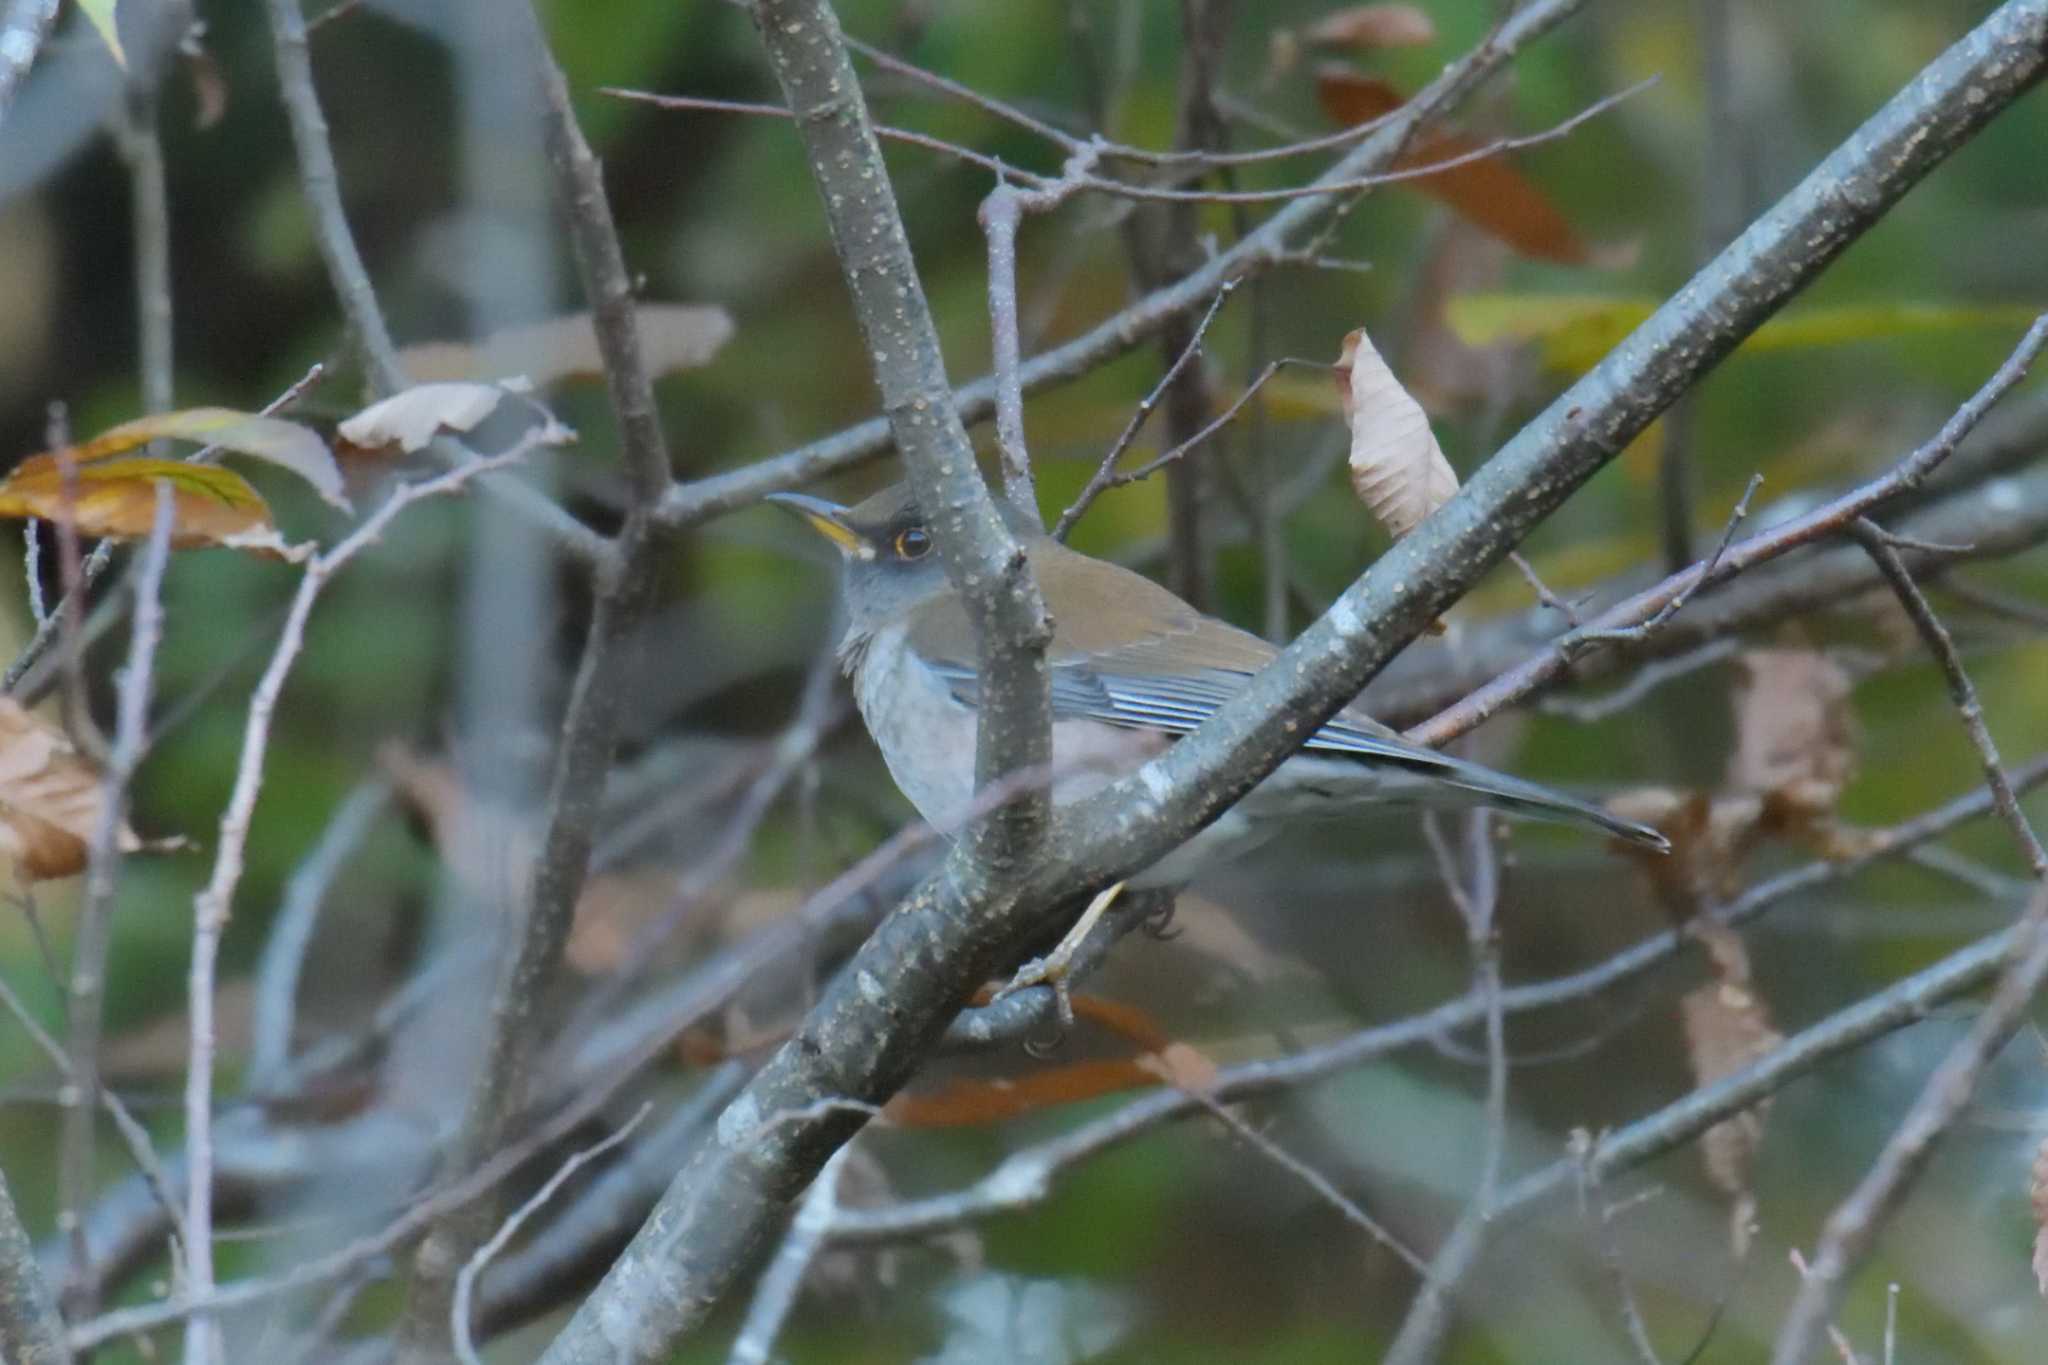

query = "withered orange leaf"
(886, 1060), (1168, 1128)
(0, 456), (289, 554)
(1314, 68), (1591, 265)
(0, 698), (139, 882)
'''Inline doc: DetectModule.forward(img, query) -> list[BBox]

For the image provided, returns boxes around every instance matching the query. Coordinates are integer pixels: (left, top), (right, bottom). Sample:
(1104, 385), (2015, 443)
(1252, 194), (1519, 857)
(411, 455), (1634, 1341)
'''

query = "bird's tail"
(1286, 732), (1672, 853)
(1374, 745), (1672, 852)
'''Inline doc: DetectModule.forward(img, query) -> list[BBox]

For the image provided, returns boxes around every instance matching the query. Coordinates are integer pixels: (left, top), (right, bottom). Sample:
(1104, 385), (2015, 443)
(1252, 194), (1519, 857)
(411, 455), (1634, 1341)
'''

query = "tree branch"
(0, 1166), (67, 1365)
(652, 0), (1597, 530)
(391, 7), (679, 1357)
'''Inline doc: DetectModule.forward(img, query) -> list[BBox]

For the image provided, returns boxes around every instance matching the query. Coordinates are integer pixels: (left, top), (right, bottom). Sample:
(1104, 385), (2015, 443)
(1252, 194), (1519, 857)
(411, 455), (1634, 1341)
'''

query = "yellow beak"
(766, 492), (869, 559)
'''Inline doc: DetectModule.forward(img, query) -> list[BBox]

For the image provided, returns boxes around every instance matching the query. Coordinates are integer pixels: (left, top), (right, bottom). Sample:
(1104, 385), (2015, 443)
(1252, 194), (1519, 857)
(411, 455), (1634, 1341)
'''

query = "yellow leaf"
(0, 455), (285, 553)
(67, 407), (346, 510)
(77, 0), (124, 68)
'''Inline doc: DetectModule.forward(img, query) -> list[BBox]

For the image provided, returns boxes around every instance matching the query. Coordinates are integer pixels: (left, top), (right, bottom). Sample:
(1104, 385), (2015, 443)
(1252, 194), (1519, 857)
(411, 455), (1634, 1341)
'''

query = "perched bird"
(773, 483), (1669, 890)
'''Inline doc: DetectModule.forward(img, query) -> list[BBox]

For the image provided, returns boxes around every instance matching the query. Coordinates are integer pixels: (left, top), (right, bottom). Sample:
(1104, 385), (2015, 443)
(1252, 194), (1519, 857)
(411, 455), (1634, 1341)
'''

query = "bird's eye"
(893, 527), (932, 560)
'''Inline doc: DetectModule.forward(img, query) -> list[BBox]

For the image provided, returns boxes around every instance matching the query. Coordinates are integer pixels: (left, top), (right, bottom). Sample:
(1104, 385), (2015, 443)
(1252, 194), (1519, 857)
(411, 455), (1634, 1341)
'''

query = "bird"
(771, 482), (1671, 900)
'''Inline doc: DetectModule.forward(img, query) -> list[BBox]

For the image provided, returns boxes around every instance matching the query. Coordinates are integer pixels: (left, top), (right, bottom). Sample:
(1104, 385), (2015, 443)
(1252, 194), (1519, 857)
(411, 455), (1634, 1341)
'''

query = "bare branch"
(653, 0), (1598, 530)
(1411, 313), (2048, 746)
(246, 779), (392, 1092)
(1771, 884), (2048, 1364)
(392, 8), (681, 1354)
(261, 0), (607, 566)
(61, 485), (176, 1315)
(1850, 518), (2048, 875)
(725, 1146), (849, 1365)
(182, 447), (536, 1360)
(0, 0), (60, 127)
(452, 1108), (652, 1365)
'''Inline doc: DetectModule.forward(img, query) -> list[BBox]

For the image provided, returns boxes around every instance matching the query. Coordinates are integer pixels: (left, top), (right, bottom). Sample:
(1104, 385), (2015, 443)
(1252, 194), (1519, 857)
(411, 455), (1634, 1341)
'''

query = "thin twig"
(1416, 316), (2048, 745)
(60, 484), (175, 1317)
(1052, 281), (1239, 540)
(181, 447), (537, 1359)
(392, 9), (678, 1354)
(1562, 474), (1763, 656)
(1770, 883), (2048, 1364)
(451, 1106), (651, 1365)
(1850, 517), (2048, 876)
(1192, 1092), (1430, 1275)
(1057, 354), (1325, 537)
(725, 1145), (850, 1365)
(246, 779), (393, 1092)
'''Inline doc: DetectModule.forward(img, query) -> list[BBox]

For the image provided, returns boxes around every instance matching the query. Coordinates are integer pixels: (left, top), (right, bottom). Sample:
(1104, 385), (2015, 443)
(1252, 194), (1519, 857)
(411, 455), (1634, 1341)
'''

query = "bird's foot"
(990, 881), (1127, 1032)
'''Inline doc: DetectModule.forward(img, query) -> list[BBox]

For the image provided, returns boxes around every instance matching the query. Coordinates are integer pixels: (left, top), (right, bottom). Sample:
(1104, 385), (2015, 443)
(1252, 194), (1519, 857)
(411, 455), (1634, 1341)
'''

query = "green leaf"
(76, 0), (125, 68)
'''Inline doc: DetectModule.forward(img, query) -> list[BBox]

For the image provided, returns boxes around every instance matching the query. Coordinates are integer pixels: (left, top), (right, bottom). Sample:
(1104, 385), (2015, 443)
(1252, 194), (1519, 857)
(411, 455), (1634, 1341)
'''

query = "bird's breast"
(849, 627), (1171, 831)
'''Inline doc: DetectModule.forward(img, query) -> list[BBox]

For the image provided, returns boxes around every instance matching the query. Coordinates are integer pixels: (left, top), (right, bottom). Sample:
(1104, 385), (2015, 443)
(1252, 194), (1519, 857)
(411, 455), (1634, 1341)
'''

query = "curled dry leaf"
(1314, 69), (1592, 265)
(0, 455), (298, 556)
(57, 406), (348, 511)
(0, 699), (139, 881)
(1728, 647), (1859, 851)
(338, 383), (511, 455)
(1337, 327), (1459, 540)
(1727, 648), (1856, 799)
(1302, 4), (1437, 50)
(1679, 919), (1783, 1260)
(337, 382), (577, 457)
(397, 303), (734, 387)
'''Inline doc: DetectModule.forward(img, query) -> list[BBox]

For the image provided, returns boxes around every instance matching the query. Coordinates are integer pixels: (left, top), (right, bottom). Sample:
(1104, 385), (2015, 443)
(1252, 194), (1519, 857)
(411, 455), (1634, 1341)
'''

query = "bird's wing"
(904, 539), (1670, 850)
(906, 538), (1415, 760)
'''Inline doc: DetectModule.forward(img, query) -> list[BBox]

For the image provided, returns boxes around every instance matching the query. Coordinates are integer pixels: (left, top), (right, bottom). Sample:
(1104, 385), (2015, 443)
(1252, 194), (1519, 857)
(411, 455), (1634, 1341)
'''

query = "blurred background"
(3, 0), (2048, 1360)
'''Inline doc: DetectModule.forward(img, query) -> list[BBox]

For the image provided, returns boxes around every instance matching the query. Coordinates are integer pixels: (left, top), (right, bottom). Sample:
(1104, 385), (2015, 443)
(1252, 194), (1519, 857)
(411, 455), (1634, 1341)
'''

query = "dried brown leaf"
(1303, 4), (1437, 50)
(337, 383), (512, 455)
(1680, 919), (1783, 1260)
(1136, 1040), (1220, 1093)
(885, 1060), (1165, 1127)
(1728, 648), (1857, 800)
(0, 699), (138, 881)
(397, 303), (734, 387)
(1607, 787), (1766, 921)
(1314, 68), (1592, 265)
(1337, 327), (1459, 539)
